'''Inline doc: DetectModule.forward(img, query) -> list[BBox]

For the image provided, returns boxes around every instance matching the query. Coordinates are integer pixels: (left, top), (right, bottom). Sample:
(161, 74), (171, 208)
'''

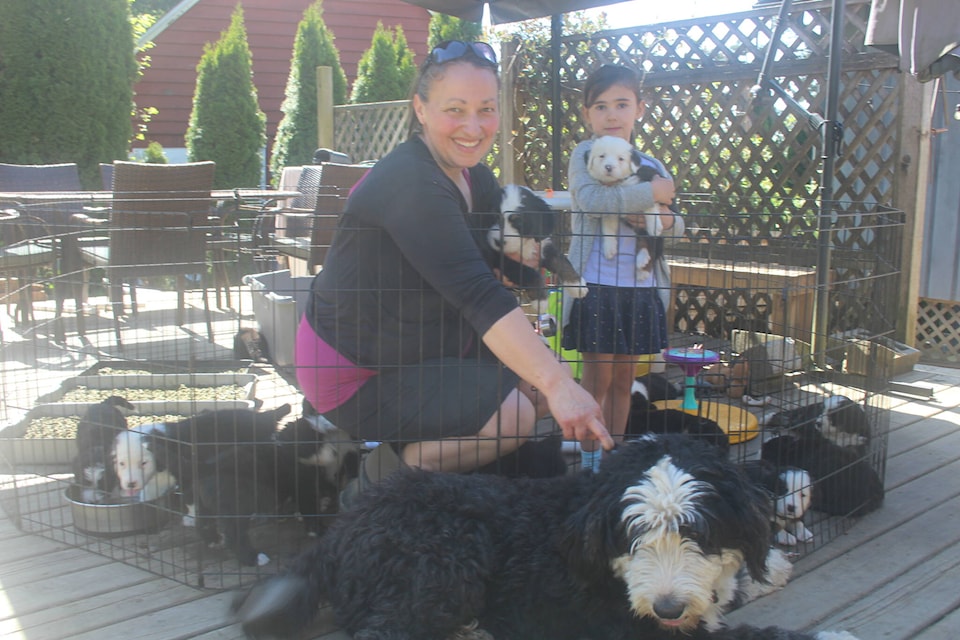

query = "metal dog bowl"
(65, 486), (177, 537)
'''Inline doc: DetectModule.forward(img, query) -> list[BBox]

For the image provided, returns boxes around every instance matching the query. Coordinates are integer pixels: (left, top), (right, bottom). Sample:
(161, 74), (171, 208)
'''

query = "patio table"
(0, 189), (299, 337)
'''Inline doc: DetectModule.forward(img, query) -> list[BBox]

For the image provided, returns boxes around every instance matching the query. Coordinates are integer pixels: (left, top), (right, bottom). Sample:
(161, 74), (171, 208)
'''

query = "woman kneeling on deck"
(295, 41), (612, 497)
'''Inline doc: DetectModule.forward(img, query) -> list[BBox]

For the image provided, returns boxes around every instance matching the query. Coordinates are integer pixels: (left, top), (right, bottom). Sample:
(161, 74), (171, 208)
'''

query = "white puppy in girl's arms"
(585, 135), (673, 277)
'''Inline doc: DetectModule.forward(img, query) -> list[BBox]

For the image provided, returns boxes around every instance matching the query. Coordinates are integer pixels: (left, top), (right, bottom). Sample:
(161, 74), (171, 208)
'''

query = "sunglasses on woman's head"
(428, 41), (498, 66)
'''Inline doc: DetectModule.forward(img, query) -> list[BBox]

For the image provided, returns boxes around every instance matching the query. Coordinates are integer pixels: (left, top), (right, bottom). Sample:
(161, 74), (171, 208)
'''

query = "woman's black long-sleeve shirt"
(305, 137), (519, 369)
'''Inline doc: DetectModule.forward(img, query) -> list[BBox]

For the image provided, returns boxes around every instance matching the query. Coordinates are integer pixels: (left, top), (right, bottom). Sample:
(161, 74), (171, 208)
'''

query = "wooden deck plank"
(913, 607), (960, 640)
(0, 562), (156, 621)
(0, 546), (111, 588)
(0, 578), (210, 640)
(815, 539), (960, 639)
(65, 591), (239, 640)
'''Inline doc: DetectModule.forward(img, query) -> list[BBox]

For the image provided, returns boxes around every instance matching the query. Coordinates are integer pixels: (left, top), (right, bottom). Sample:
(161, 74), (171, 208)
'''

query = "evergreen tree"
(185, 4), (266, 188)
(270, 0), (348, 182)
(0, 0), (137, 187)
(428, 13), (483, 49)
(350, 23), (416, 104)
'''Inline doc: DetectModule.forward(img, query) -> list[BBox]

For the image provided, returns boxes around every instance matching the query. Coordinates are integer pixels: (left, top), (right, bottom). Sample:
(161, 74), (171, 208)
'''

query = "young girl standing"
(561, 64), (684, 471)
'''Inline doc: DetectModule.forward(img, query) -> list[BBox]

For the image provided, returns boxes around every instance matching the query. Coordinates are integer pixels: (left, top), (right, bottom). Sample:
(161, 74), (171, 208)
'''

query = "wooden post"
(895, 76), (935, 346)
(316, 66), (334, 149)
(499, 40), (518, 185)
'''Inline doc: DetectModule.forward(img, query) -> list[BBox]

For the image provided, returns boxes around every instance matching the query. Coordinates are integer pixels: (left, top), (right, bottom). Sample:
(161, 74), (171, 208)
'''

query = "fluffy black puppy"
(142, 405), (292, 516)
(475, 434), (569, 478)
(761, 423), (884, 516)
(482, 184), (587, 301)
(73, 396), (135, 501)
(626, 393), (730, 453)
(233, 434), (775, 639)
(274, 417), (360, 532)
(196, 442), (282, 566)
(75, 395), (135, 454)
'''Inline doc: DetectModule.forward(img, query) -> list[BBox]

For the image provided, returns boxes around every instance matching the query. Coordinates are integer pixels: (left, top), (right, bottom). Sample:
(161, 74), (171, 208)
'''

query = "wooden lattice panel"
(917, 299), (960, 365)
(334, 100), (409, 163)
(512, 0), (897, 211)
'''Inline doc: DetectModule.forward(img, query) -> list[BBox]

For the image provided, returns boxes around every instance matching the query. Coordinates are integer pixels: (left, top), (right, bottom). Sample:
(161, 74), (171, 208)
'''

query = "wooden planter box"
(669, 257), (816, 342)
(35, 373), (258, 405)
(0, 400), (255, 466)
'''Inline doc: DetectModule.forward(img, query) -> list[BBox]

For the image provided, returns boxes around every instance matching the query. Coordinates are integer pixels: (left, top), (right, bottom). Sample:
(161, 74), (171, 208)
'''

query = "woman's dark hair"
(405, 41), (500, 140)
(582, 64), (643, 108)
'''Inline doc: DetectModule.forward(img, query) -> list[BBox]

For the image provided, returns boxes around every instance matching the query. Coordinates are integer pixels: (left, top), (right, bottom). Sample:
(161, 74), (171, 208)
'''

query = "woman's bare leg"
(400, 388), (537, 472)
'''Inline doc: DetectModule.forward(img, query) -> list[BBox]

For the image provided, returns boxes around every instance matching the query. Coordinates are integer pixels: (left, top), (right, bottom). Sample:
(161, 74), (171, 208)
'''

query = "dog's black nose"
(786, 504), (796, 514)
(653, 597), (686, 621)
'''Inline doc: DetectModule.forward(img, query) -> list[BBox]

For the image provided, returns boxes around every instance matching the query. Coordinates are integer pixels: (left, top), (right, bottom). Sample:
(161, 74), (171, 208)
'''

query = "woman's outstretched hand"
(547, 378), (614, 450)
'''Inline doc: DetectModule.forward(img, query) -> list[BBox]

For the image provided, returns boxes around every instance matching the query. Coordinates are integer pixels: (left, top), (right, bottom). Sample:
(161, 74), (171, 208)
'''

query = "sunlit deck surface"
(1, 286), (958, 639)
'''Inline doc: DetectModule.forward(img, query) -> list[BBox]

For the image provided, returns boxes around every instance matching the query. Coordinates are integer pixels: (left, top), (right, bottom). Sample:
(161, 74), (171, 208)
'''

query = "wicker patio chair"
(271, 162), (369, 274)
(0, 162), (84, 339)
(0, 210), (58, 327)
(77, 160), (217, 346)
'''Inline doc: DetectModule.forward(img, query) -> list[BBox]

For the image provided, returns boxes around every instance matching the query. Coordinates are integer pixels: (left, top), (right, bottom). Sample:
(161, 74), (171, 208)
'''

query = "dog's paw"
(776, 529), (799, 546)
(794, 522), (814, 543)
(181, 514), (196, 527)
(635, 247), (652, 270)
(815, 632), (860, 640)
(567, 278), (589, 299)
(256, 552), (270, 566)
(603, 236), (618, 260)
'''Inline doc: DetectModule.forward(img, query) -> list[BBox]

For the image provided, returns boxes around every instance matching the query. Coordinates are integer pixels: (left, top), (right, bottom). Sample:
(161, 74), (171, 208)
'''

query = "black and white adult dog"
(763, 395), (871, 449)
(233, 434), (804, 639)
(741, 459), (814, 546)
(761, 423), (884, 517)
(483, 184), (588, 301)
(72, 396), (136, 503)
(586, 135), (676, 277)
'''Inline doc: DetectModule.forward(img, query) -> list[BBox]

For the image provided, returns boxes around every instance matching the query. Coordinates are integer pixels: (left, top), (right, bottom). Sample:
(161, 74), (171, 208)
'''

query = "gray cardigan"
(562, 138), (685, 327)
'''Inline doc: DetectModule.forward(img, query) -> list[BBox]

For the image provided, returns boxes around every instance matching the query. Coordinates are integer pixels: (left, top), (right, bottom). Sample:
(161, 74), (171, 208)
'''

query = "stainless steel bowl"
(65, 486), (176, 536)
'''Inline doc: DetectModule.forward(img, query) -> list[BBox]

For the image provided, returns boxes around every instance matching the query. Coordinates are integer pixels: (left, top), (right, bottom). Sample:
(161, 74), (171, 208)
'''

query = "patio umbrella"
(401, 0), (632, 187)
(864, 0), (960, 82)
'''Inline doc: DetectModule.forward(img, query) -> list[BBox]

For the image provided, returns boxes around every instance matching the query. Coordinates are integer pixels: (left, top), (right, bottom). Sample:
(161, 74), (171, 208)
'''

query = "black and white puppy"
(484, 184), (587, 300)
(633, 371), (683, 403)
(763, 395), (872, 449)
(625, 392), (730, 453)
(111, 406), (291, 506)
(761, 423), (884, 517)
(586, 135), (674, 276)
(741, 459), (814, 546)
(73, 396), (136, 503)
(233, 434), (792, 639)
(275, 417), (361, 532)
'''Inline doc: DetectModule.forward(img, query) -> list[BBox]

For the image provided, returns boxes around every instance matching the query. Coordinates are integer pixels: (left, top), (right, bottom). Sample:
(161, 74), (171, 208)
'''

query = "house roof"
(135, 0), (431, 151)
